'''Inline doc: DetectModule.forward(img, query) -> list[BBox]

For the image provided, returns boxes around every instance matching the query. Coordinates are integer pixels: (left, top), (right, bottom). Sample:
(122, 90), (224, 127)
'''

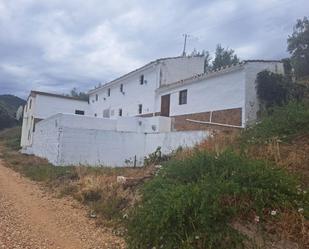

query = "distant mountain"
(0, 94), (26, 130)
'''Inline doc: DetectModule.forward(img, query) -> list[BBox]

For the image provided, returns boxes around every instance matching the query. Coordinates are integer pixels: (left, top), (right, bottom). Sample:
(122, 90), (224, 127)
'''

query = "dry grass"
(244, 134), (309, 186)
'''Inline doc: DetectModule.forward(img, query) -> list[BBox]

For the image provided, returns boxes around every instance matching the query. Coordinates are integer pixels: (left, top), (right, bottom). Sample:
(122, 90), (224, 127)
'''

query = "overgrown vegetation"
(256, 70), (306, 110)
(127, 150), (308, 249)
(241, 101), (309, 144)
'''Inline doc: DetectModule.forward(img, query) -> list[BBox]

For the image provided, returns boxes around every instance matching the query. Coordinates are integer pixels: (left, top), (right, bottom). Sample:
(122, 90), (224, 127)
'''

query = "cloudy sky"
(0, 0), (308, 99)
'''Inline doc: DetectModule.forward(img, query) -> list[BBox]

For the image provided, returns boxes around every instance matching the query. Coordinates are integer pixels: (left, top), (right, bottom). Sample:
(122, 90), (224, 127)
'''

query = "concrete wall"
(58, 128), (209, 166)
(32, 114), (208, 166)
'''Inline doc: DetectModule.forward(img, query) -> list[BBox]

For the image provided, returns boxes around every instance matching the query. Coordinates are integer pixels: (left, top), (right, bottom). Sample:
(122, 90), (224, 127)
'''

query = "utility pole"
(182, 33), (190, 56)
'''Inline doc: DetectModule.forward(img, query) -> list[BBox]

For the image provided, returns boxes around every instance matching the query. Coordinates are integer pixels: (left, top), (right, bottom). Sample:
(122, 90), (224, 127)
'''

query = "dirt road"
(0, 159), (125, 249)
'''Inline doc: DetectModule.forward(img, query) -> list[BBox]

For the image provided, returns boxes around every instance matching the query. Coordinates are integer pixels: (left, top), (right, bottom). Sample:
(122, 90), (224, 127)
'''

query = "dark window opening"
(179, 89), (187, 105)
(95, 94), (98, 101)
(103, 109), (110, 118)
(119, 108), (122, 116)
(138, 104), (142, 114)
(94, 113), (97, 117)
(75, 110), (85, 115)
(107, 88), (111, 96)
(140, 75), (144, 85)
(120, 84), (123, 93)
(29, 99), (32, 109)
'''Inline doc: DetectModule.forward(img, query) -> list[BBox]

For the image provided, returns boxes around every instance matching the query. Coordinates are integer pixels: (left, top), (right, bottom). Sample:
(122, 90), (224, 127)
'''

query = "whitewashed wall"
(88, 56), (205, 118)
(58, 128), (209, 166)
(35, 94), (90, 119)
(89, 65), (159, 118)
(21, 95), (36, 147)
(31, 114), (208, 166)
(156, 68), (246, 124)
(160, 56), (205, 86)
(21, 93), (90, 148)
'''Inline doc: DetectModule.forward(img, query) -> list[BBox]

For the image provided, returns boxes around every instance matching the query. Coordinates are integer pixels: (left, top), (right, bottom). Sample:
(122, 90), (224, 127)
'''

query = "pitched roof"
(30, 91), (88, 102)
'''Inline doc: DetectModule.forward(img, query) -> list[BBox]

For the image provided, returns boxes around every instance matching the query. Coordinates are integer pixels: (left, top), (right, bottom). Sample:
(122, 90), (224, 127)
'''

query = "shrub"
(126, 151), (306, 249)
(241, 101), (309, 144)
(256, 70), (306, 111)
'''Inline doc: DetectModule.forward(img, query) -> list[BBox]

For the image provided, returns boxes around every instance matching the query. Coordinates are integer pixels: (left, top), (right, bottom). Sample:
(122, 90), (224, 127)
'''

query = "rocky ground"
(0, 159), (125, 249)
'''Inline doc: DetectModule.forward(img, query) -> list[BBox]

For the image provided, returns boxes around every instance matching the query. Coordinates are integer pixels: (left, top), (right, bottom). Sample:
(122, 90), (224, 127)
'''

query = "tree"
(203, 50), (212, 72)
(69, 88), (88, 101)
(212, 44), (239, 70)
(287, 17), (309, 78)
(256, 70), (305, 111)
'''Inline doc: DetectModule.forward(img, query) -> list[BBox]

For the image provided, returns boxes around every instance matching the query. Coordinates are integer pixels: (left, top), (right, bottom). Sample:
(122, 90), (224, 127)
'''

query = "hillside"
(0, 94), (25, 130)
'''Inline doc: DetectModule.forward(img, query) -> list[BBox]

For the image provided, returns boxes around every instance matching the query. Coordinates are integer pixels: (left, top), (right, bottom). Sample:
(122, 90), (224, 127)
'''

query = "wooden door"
(160, 94), (170, 117)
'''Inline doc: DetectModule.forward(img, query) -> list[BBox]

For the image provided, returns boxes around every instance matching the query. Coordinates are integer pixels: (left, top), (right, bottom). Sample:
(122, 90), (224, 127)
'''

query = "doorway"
(160, 94), (170, 117)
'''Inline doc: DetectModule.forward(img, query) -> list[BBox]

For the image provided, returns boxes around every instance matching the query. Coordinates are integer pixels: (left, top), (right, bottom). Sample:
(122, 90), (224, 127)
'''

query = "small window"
(179, 89), (187, 105)
(103, 109), (110, 118)
(94, 113), (97, 117)
(75, 110), (85, 115)
(140, 75), (144, 85)
(120, 84), (123, 93)
(107, 88), (111, 96)
(95, 94), (98, 101)
(119, 108), (122, 116)
(29, 99), (32, 109)
(138, 104), (142, 114)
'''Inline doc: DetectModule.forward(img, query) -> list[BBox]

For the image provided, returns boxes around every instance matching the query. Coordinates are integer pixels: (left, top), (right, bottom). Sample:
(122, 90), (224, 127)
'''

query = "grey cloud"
(0, 0), (308, 99)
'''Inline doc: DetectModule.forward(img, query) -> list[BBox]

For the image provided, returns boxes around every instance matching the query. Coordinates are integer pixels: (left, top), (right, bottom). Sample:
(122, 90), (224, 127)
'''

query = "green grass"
(241, 101), (309, 144)
(127, 151), (307, 249)
(0, 127), (77, 182)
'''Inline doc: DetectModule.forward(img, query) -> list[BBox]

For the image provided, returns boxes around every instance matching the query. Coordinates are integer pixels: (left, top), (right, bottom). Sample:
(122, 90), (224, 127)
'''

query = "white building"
(21, 91), (89, 152)
(88, 56), (206, 118)
(89, 59), (284, 130)
(20, 57), (284, 166)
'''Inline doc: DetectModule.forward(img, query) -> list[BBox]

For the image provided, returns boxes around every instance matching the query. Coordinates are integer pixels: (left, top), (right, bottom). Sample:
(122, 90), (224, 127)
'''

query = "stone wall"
(172, 107), (242, 131)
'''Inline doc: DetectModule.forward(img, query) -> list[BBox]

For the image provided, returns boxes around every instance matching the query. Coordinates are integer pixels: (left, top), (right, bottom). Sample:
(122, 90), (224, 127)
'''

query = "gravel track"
(0, 159), (125, 249)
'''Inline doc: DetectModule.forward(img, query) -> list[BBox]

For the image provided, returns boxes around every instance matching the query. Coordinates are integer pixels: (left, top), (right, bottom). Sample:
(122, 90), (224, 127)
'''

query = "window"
(140, 75), (144, 85)
(94, 113), (97, 117)
(95, 94), (98, 101)
(120, 84), (123, 93)
(29, 99), (32, 109)
(75, 110), (85, 115)
(103, 109), (110, 118)
(138, 104), (143, 114)
(179, 89), (187, 105)
(119, 108), (122, 116)
(107, 88), (111, 96)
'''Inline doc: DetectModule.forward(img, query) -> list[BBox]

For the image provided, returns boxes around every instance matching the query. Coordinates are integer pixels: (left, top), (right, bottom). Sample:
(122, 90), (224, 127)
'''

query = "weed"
(127, 151), (307, 249)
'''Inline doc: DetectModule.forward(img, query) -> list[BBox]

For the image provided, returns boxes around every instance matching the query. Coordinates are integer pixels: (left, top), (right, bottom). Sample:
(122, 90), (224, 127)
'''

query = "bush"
(127, 151), (306, 249)
(256, 70), (306, 110)
(241, 101), (309, 144)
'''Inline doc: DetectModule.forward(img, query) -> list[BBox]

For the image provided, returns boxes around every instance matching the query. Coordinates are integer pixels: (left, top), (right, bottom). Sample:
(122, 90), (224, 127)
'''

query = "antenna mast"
(182, 33), (190, 56)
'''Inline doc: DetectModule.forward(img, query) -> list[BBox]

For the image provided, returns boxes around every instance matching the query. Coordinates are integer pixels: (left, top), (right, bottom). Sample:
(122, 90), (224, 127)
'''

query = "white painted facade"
(32, 113), (207, 166)
(155, 61), (284, 126)
(20, 91), (89, 150)
(88, 56), (206, 118)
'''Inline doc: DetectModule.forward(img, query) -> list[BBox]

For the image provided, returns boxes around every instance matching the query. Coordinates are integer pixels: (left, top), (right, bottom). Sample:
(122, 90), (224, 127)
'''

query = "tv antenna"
(182, 33), (190, 56)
